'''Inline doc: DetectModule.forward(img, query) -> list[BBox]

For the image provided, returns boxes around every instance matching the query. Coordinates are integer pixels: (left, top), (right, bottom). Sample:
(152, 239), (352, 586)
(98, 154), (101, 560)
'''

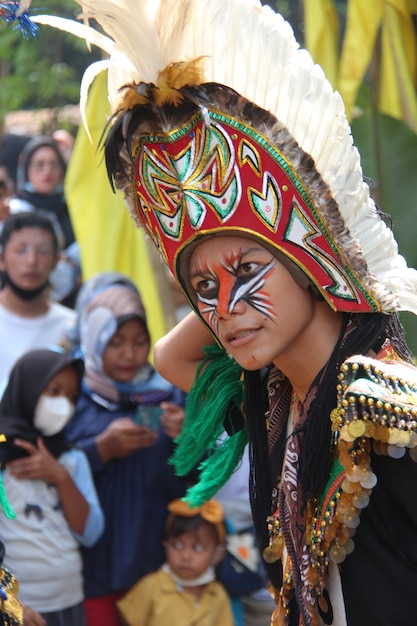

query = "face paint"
(190, 235), (319, 372)
(193, 247), (277, 333)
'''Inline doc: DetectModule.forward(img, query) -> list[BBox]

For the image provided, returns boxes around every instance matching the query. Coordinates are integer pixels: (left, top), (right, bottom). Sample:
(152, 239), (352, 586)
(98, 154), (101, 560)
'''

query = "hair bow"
(167, 498), (225, 543)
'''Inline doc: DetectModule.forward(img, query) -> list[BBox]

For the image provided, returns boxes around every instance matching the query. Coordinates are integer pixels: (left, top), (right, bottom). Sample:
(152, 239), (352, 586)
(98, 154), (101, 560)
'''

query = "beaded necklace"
(266, 345), (417, 626)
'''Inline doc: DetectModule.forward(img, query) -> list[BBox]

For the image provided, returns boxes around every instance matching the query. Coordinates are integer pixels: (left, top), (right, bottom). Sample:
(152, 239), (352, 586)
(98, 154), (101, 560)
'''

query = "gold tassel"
(157, 57), (205, 90)
(119, 57), (207, 112)
(118, 83), (150, 112)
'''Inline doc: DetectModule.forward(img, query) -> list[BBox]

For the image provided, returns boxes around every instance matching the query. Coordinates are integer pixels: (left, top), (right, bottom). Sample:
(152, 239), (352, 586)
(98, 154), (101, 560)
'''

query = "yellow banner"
(379, 0), (417, 131)
(338, 0), (383, 119)
(337, 0), (417, 130)
(304, 0), (339, 88)
(65, 71), (173, 346)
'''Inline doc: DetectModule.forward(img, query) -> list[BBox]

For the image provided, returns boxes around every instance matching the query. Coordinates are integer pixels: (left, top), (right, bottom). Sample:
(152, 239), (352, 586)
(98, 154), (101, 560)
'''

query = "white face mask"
(34, 395), (75, 436)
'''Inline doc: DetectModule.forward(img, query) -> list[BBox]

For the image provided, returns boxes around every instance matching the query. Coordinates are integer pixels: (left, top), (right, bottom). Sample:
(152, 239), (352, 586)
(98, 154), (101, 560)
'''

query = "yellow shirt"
(117, 567), (234, 626)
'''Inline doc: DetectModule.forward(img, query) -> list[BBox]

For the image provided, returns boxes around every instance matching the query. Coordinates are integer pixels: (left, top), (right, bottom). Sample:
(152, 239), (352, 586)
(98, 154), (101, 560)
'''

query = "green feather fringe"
(0, 471), (16, 519)
(185, 427), (248, 507)
(172, 343), (244, 474)
(170, 344), (248, 506)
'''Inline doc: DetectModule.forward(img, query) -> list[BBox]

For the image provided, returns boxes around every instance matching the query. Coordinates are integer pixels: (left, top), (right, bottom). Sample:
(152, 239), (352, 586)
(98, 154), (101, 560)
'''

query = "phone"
(134, 405), (163, 431)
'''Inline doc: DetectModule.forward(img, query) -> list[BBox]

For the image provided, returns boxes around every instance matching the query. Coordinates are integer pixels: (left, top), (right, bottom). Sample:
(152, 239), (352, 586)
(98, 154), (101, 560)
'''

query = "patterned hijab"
(80, 283), (151, 403)
(79, 282), (173, 411)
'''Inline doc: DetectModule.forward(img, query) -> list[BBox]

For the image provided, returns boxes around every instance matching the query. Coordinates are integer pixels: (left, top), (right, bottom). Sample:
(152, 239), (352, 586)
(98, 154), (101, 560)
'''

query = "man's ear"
(212, 544), (226, 566)
(0, 247), (5, 271)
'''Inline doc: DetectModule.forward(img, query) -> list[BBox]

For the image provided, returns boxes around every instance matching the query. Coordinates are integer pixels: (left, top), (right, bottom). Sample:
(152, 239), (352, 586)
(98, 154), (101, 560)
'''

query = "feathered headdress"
(33, 0), (417, 317)
(31, 0), (417, 514)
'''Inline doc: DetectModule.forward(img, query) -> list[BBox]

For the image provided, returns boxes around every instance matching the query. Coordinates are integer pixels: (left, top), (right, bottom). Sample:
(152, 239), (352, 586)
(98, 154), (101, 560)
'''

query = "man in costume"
(30, 1), (417, 624)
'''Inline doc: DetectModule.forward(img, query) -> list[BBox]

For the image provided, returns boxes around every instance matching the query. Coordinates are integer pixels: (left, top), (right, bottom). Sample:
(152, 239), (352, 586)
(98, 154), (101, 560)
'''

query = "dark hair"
(0, 211), (59, 253)
(0, 133), (32, 187)
(165, 514), (221, 544)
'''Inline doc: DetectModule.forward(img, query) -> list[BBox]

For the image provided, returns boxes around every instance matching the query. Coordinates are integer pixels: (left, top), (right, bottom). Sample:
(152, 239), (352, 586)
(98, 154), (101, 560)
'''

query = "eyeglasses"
(14, 244), (55, 257)
(10, 243), (55, 259)
(29, 160), (62, 171)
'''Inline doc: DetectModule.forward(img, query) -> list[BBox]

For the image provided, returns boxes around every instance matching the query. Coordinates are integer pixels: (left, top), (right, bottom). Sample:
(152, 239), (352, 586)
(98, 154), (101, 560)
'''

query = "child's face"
(34, 365), (79, 436)
(102, 318), (150, 382)
(42, 365), (79, 405)
(165, 524), (223, 581)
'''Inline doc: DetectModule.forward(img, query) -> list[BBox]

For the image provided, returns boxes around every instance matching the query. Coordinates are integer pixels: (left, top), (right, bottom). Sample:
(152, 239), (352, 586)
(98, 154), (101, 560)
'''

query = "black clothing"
(15, 135), (75, 249)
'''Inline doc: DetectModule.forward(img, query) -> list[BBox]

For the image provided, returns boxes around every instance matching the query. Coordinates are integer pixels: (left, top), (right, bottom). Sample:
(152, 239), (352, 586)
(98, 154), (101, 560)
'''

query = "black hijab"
(16, 135), (75, 248)
(0, 349), (84, 464)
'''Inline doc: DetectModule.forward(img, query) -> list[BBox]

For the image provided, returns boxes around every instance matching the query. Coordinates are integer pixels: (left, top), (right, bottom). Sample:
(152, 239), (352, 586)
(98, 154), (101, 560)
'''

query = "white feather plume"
(16, 0), (33, 16)
(32, 0), (417, 314)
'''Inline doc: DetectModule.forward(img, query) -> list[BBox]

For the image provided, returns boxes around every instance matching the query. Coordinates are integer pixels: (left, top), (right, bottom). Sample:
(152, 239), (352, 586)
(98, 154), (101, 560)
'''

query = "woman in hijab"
(9, 135), (80, 307)
(65, 275), (189, 626)
(10, 136), (73, 249)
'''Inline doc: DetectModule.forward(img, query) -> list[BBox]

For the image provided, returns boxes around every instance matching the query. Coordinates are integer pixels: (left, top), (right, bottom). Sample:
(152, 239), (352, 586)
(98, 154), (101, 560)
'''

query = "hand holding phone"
(134, 405), (163, 431)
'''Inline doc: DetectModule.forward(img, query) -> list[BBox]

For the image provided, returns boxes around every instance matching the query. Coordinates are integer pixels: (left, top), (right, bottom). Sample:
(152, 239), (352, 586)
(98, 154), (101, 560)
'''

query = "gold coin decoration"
(263, 545), (279, 563)
(347, 420), (366, 438)
(396, 430), (410, 447)
(271, 534), (284, 558)
(329, 543), (346, 564)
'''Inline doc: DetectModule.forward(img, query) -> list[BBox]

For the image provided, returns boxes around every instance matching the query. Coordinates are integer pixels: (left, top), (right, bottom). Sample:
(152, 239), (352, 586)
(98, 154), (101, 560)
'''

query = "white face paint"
(33, 395), (75, 436)
(189, 235), (316, 372)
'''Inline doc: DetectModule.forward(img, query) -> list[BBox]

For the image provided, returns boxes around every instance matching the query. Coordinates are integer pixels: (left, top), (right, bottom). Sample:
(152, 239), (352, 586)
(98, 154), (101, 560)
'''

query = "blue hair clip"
(0, 1), (39, 38)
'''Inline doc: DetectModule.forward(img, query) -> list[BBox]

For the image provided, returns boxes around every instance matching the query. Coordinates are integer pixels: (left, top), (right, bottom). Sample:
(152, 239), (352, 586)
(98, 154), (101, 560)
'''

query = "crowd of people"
(0, 132), (271, 626)
(1, 0), (417, 625)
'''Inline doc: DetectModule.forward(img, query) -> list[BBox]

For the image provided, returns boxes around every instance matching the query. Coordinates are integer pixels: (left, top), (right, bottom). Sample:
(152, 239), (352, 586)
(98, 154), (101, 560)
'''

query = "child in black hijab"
(0, 349), (104, 626)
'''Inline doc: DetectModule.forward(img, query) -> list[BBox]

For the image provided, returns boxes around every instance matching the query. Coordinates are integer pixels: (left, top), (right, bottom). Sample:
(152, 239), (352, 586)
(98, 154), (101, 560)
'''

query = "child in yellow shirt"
(117, 499), (234, 626)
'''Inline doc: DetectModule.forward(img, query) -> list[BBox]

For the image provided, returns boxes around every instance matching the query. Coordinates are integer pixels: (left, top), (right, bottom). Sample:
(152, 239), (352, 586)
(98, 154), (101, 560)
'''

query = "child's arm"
(64, 448), (105, 546)
(8, 438), (91, 536)
(22, 603), (47, 626)
(154, 311), (215, 392)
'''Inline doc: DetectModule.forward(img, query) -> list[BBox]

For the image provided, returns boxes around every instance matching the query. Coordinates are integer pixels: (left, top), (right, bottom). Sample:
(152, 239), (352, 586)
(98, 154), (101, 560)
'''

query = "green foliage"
(262, 0), (303, 41)
(0, 0), (101, 123)
(273, 1), (291, 17)
(352, 111), (417, 355)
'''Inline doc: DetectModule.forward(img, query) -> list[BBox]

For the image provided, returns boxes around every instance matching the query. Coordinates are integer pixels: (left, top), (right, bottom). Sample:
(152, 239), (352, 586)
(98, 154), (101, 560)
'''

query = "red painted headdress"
(131, 107), (380, 313)
(33, 0), (417, 315)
